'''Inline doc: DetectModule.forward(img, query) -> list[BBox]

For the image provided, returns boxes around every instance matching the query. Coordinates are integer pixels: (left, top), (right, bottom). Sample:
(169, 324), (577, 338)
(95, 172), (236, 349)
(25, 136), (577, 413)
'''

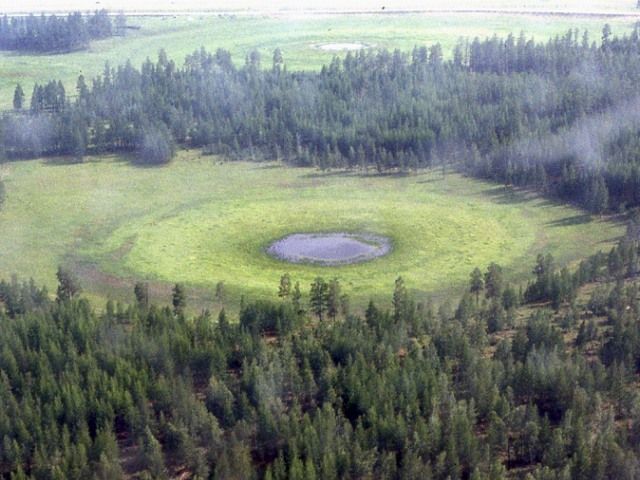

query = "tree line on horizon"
(0, 10), (125, 53)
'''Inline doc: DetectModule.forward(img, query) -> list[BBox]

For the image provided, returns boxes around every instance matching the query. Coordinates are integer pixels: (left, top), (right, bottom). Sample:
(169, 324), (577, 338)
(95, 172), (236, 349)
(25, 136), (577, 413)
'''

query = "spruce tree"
(278, 273), (291, 299)
(12, 84), (24, 110)
(326, 278), (341, 321)
(469, 267), (484, 303)
(309, 277), (328, 321)
(134, 281), (149, 308)
(172, 283), (186, 315)
(56, 266), (81, 302)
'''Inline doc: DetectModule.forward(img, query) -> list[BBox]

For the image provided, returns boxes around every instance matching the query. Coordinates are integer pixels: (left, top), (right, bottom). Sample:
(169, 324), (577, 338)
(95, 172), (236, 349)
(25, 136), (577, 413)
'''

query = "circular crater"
(267, 232), (391, 266)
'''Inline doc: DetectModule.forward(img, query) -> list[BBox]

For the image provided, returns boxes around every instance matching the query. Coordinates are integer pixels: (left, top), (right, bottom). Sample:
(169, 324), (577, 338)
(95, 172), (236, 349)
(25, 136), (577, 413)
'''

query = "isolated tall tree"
(134, 281), (149, 308)
(340, 292), (350, 319)
(469, 267), (484, 303)
(309, 277), (328, 321)
(278, 273), (291, 299)
(172, 283), (186, 315)
(326, 278), (341, 321)
(76, 74), (89, 100)
(215, 281), (226, 303)
(56, 266), (81, 302)
(292, 281), (303, 315)
(602, 23), (612, 47)
(484, 263), (504, 299)
(392, 276), (408, 321)
(272, 48), (284, 73)
(12, 84), (24, 110)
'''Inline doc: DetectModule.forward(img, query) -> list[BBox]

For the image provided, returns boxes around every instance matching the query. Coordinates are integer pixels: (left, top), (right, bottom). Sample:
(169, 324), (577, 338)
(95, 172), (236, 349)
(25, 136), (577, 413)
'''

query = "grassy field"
(0, 152), (624, 311)
(0, 12), (637, 109)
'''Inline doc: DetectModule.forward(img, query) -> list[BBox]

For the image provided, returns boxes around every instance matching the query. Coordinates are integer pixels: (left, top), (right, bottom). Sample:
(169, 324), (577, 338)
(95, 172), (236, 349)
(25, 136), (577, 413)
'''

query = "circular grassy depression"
(76, 158), (623, 306)
(0, 155), (623, 309)
(102, 199), (518, 294)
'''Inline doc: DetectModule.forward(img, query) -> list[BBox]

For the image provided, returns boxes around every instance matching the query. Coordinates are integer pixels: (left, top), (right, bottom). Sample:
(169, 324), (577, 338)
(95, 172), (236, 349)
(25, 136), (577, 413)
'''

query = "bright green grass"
(0, 13), (636, 108)
(0, 152), (624, 310)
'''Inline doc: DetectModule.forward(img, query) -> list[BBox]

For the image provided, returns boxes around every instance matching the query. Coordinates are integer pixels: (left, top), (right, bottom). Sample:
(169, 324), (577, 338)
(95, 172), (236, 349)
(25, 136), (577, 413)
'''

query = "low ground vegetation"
(0, 156), (623, 310)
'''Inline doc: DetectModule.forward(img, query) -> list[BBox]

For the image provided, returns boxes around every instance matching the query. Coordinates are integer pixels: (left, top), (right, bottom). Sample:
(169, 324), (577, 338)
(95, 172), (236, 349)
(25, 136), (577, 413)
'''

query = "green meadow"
(0, 153), (624, 310)
(0, 12), (637, 108)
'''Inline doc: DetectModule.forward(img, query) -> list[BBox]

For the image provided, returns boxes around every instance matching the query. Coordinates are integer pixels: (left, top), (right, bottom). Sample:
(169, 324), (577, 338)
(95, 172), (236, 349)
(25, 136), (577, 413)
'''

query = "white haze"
(0, 0), (636, 14)
(503, 96), (640, 172)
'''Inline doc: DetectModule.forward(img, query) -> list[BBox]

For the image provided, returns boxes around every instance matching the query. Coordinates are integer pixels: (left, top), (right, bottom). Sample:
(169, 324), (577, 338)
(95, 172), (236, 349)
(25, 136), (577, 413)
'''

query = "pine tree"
(134, 281), (149, 308)
(215, 280), (226, 303)
(484, 263), (503, 299)
(56, 266), (81, 302)
(469, 267), (484, 303)
(309, 277), (328, 321)
(172, 283), (186, 315)
(392, 276), (408, 321)
(12, 84), (24, 110)
(278, 273), (291, 299)
(304, 457), (318, 480)
(292, 281), (303, 315)
(272, 48), (284, 73)
(139, 427), (166, 479)
(588, 175), (609, 215)
(326, 278), (341, 321)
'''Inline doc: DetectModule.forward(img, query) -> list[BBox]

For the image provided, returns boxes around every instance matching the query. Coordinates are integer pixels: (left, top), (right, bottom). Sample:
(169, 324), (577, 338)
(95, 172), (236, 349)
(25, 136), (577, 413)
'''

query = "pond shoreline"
(266, 232), (392, 266)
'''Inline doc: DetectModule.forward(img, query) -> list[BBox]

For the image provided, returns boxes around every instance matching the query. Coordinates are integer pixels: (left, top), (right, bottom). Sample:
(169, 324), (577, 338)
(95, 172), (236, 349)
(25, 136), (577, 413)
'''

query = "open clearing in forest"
(0, 152), (624, 310)
(0, 12), (637, 108)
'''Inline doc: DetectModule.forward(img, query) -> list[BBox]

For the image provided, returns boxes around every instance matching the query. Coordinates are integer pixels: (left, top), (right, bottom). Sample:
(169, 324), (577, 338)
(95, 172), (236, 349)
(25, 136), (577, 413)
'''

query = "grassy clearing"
(0, 152), (624, 310)
(0, 13), (636, 108)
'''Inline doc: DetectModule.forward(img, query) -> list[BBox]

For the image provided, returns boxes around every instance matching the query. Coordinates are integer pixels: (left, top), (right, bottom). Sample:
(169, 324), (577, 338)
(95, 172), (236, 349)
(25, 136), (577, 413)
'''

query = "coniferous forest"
(0, 11), (123, 53)
(4, 25), (640, 212)
(1, 233), (640, 478)
(3, 12), (640, 479)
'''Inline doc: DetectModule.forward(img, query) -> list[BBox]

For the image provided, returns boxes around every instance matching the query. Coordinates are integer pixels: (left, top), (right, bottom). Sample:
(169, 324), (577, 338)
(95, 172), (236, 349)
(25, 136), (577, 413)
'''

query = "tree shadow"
(251, 163), (284, 170)
(43, 156), (85, 166)
(545, 214), (592, 228)
(0, 46), (88, 57)
(480, 185), (532, 204)
(301, 169), (413, 180)
(416, 177), (440, 184)
(300, 170), (359, 179)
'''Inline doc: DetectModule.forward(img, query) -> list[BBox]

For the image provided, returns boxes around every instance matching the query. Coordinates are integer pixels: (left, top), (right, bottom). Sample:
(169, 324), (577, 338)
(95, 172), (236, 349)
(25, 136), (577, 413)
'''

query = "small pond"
(317, 42), (367, 51)
(266, 232), (391, 266)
